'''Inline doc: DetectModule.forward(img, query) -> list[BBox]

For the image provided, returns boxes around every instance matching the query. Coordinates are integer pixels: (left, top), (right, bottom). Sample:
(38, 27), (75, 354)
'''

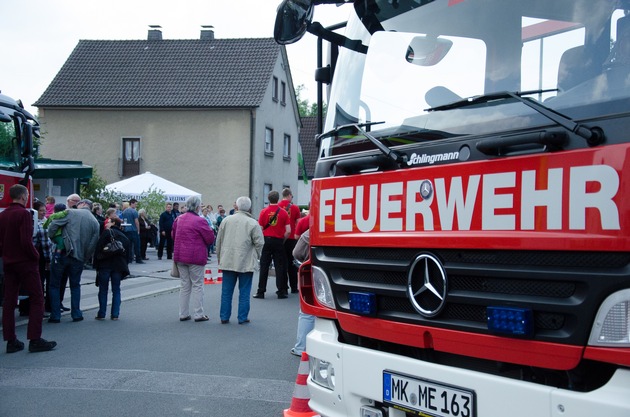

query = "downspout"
(249, 108), (256, 206)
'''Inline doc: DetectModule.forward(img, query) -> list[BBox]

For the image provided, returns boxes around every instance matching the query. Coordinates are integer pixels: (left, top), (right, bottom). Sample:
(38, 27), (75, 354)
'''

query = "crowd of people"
(2, 186), (311, 357)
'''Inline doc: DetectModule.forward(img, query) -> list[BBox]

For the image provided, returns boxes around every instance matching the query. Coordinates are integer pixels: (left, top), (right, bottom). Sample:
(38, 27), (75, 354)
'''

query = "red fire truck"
(275, 1), (630, 416)
(0, 91), (37, 199)
(0, 91), (38, 302)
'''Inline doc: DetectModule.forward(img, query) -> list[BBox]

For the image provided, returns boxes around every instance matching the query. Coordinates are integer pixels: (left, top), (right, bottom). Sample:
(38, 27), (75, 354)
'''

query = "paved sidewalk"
(7, 246), (227, 328)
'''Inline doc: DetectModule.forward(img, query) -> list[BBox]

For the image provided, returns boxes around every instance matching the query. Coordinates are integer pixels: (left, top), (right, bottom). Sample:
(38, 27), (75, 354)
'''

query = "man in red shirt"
(1, 184), (57, 353)
(254, 190), (291, 299)
(278, 188), (301, 293)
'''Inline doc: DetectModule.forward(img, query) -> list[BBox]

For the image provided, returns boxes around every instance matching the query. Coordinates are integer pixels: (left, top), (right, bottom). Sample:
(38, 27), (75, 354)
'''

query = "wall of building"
(39, 108), (252, 211)
(250, 56), (300, 215)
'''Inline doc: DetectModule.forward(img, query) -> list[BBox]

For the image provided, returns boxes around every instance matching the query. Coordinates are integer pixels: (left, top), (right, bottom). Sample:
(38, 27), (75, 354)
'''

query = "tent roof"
(105, 172), (201, 203)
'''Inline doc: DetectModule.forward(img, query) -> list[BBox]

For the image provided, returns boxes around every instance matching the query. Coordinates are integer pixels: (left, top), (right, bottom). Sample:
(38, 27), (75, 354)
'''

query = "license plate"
(383, 371), (475, 417)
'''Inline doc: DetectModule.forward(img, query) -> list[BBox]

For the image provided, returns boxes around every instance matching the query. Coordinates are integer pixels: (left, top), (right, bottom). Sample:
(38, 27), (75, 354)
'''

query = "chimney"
(148, 25), (163, 41)
(200, 25), (215, 40)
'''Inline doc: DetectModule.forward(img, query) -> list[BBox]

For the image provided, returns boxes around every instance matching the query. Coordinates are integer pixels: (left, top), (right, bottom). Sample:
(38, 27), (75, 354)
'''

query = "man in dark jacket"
(158, 202), (175, 260)
(1, 184), (57, 353)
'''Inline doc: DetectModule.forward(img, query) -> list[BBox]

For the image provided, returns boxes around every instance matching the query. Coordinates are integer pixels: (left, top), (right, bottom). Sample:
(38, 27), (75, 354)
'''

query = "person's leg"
(110, 271), (122, 318)
(140, 234), (148, 259)
(237, 272), (253, 323)
(59, 265), (69, 308)
(15, 262), (44, 340)
(285, 239), (298, 292)
(124, 232), (135, 264)
(96, 268), (111, 319)
(189, 264), (205, 319)
(293, 309), (316, 354)
(178, 263), (192, 319)
(2, 266), (20, 342)
(166, 232), (173, 259)
(220, 270), (237, 322)
(133, 233), (142, 262)
(273, 239), (289, 296)
(256, 241), (273, 295)
(48, 255), (64, 321)
(68, 257), (85, 320)
(157, 234), (165, 259)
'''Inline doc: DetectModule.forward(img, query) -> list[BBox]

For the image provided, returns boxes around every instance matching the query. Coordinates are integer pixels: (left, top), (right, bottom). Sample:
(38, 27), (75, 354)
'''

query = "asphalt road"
(0, 249), (303, 417)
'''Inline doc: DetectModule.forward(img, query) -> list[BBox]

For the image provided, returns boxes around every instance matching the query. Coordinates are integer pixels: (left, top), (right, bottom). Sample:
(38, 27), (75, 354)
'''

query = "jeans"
(220, 270), (253, 323)
(49, 254), (84, 320)
(124, 231), (141, 263)
(293, 309), (315, 354)
(97, 268), (122, 318)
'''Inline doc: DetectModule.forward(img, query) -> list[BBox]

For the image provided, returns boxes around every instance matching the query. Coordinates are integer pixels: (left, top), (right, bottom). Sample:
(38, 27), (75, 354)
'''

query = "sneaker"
(6, 339), (24, 353)
(95, 316), (105, 321)
(290, 348), (302, 357)
(253, 293), (264, 299)
(29, 338), (57, 353)
(61, 305), (70, 312)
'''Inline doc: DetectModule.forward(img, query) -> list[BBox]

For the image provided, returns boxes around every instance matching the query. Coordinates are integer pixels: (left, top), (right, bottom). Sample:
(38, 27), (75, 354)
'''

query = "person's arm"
(292, 230), (310, 263)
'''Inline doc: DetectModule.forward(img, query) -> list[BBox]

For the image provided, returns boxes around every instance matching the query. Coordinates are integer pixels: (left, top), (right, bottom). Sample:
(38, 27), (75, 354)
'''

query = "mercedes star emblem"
(407, 253), (447, 318)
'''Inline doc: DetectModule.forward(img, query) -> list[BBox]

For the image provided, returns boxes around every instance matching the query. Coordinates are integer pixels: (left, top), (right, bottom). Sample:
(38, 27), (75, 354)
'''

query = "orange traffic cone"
(216, 269), (223, 283)
(204, 268), (215, 285)
(283, 352), (319, 417)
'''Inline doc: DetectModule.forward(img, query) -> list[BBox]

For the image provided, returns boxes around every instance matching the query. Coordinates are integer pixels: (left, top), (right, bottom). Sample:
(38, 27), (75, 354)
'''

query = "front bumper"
(306, 318), (630, 417)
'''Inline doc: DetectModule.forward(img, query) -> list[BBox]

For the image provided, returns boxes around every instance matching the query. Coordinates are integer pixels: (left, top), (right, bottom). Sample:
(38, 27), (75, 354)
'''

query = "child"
(44, 203), (68, 259)
(45, 196), (56, 218)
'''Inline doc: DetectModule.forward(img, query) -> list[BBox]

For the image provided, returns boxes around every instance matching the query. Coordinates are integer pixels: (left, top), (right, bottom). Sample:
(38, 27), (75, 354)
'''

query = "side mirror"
(21, 123), (33, 157)
(405, 36), (453, 66)
(274, 0), (314, 45)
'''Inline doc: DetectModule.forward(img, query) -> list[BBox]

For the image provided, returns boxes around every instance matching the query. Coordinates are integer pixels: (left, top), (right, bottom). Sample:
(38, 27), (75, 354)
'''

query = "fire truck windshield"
(321, 0), (630, 158)
(0, 112), (21, 168)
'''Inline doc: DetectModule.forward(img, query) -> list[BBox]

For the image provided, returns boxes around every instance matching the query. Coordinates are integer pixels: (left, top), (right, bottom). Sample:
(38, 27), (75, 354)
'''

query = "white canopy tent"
(105, 172), (201, 203)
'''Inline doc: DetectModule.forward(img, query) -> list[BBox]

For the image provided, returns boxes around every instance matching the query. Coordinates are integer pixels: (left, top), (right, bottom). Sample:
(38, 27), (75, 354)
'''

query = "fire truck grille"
(315, 247), (630, 345)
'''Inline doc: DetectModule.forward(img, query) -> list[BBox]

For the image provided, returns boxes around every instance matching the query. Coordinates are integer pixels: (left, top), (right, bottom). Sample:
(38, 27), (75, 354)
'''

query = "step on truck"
(274, 1), (630, 416)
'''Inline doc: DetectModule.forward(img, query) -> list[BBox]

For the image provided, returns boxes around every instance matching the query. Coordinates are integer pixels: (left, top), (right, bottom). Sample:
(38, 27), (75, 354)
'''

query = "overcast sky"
(0, 0), (351, 115)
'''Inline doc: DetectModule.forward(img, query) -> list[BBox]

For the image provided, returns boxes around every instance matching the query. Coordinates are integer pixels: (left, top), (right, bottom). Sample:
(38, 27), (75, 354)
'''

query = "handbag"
(98, 229), (125, 260)
(170, 261), (180, 278)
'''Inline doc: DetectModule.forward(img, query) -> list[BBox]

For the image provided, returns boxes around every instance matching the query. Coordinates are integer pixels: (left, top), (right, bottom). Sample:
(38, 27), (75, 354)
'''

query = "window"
(281, 81), (286, 105)
(272, 77), (279, 102)
(122, 137), (140, 177)
(283, 134), (291, 159)
(265, 128), (274, 155)
(263, 183), (272, 206)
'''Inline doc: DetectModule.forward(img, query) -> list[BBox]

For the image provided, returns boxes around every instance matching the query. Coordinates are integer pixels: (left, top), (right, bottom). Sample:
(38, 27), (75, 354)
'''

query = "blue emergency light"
(348, 292), (377, 316)
(487, 306), (533, 336)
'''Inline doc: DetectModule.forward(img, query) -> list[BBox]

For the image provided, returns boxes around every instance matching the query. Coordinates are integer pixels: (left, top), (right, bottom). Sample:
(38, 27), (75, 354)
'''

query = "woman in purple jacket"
(172, 196), (215, 322)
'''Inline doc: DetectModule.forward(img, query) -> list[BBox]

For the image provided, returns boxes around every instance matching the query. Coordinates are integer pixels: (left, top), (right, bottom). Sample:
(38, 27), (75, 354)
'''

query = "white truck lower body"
(306, 318), (630, 417)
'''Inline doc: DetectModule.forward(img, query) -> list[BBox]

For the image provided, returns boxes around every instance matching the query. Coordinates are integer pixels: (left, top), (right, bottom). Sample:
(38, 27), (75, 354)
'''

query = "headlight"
(312, 266), (335, 309)
(309, 356), (336, 390)
(588, 289), (630, 347)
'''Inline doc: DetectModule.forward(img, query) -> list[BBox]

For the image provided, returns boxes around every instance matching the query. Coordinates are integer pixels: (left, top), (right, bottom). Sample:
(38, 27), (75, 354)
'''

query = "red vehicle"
(0, 91), (38, 302)
(275, 1), (630, 416)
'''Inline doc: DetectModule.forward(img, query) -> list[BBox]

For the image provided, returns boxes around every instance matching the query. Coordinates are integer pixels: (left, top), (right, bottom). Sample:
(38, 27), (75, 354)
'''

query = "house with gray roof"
(35, 26), (301, 214)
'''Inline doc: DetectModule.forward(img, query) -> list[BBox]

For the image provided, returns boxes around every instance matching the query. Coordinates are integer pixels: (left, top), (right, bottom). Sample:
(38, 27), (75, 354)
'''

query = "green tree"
(137, 186), (167, 221)
(80, 168), (114, 206)
(296, 85), (327, 118)
(80, 169), (166, 221)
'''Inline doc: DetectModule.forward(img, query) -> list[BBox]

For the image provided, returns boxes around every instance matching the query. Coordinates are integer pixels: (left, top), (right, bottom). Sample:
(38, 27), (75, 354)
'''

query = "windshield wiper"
(318, 121), (408, 167)
(427, 89), (604, 146)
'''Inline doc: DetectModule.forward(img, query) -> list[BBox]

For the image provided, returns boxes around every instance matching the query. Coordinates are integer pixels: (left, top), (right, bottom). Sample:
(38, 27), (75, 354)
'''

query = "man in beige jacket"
(216, 196), (264, 324)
